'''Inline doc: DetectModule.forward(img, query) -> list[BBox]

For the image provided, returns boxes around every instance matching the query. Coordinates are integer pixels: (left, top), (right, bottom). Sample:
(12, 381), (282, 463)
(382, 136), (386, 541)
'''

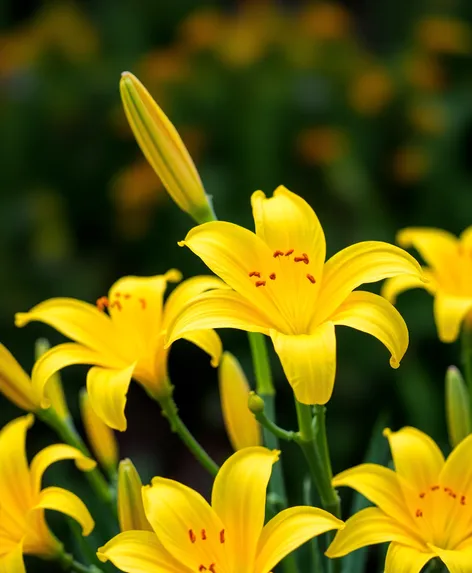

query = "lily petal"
(143, 478), (229, 573)
(211, 447), (278, 572)
(180, 221), (292, 333)
(433, 293), (472, 343)
(270, 324), (336, 405)
(460, 226), (472, 250)
(441, 434), (472, 498)
(0, 344), (37, 411)
(86, 364), (136, 431)
(433, 545), (472, 573)
(0, 543), (25, 573)
(257, 506), (343, 573)
(31, 343), (119, 409)
(98, 530), (186, 573)
(33, 486), (94, 536)
(30, 444), (95, 494)
(180, 330), (222, 368)
(330, 291), (408, 368)
(326, 508), (424, 558)
(385, 542), (435, 573)
(381, 268), (437, 303)
(315, 241), (423, 323)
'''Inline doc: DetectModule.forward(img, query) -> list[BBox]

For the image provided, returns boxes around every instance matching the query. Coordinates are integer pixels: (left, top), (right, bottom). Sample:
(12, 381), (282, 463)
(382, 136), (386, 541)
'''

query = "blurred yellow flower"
(382, 227), (472, 342)
(299, 2), (351, 40)
(117, 459), (152, 533)
(0, 415), (95, 572)
(404, 53), (444, 91)
(167, 186), (423, 405)
(219, 352), (261, 450)
(392, 146), (429, 184)
(327, 427), (472, 571)
(98, 447), (343, 573)
(16, 273), (224, 431)
(296, 127), (348, 166)
(416, 17), (472, 55)
(349, 67), (393, 115)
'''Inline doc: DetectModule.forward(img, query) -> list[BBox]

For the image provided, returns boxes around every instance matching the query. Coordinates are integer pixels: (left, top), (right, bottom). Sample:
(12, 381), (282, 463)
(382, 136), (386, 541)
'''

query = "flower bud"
(80, 389), (119, 475)
(35, 338), (70, 421)
(120, 72), (215, 223)
(218, 352), (262, 451)
(117, 459), (152, 532)
(446, 366), (471, 447)
(248, 391), (265, 414)
(0, 343), (38, 411)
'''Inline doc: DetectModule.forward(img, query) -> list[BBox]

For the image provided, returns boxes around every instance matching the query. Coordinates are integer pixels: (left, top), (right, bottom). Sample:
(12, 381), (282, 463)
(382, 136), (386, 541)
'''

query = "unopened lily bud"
(80, 389), (118, 475)
(0, 343), (38, 411)
(446, 366), (471, 447)
(117, 459), (152, 532)
(120, 72), (215, 223)
(248, 391), (265, 414)
(219, 352), (262, 451)
(36, 338), (70, 421)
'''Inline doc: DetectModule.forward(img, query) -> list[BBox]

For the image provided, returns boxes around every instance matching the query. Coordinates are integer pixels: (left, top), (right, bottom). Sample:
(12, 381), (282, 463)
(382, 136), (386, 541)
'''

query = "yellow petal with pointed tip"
(35, 339), (70, 421)
(461, 226), (472, 250)
(0, 344), (38, 411)
(326, 507), (424, 558)
(218, 352), (261, 450)
(271, 324), (336, 404)
(80, 389), (119, 473)
(97, 530), (185, 573)
(34, 486), (94, 536)
(440, 433), (472, 500)
(433, 293), (472, 343)
(257, 506), (343, 573)
(330, 291), (408, 369)
(211, 447), (277, 572)
(0, 543), (25, 573)
(180, 330), (222, 368)
(120, 72), (214, 224)
(117, 459), (152, 532)
(381, 269), (436, 303)
(86, 364), (136, 431)
(385, 543), (435, 573)
(315, 241), (423, 323)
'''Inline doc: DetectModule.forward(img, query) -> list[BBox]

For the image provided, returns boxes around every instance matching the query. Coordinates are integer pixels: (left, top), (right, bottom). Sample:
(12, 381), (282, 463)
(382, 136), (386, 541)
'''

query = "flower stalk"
(461, 321), (472, 426)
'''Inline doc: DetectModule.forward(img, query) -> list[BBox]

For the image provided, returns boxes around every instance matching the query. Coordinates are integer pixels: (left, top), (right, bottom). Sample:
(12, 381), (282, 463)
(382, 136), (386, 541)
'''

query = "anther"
(249, 271), (261, 278)
(220, 529), (225, 544)
(201, 529), (207, 540)
(123, 293), (131, 299)
(419, 492), (425, 499)
(461, 495), (467, 505)
(209, 564), (216, 573)
(269, 273), (276, 280)
(139, 298), (146, 309)
(255, 281), (266, 287)
(284, 249), (294, 256)
(199, 566), (207, 572)
(449, 491), (457, 499)
(110, 300), (122, 311)
(294, 253), (309, 264)
(306, 274), (316, 284)
(114, 292), (121, 298)
(415, 509), (423, 517)
(444, 487), (451, 493)
(431, 485), (440, 491)
(96, 296), (109, 311)
(273, 250), (284, 258)
(189, 529), (196, 543)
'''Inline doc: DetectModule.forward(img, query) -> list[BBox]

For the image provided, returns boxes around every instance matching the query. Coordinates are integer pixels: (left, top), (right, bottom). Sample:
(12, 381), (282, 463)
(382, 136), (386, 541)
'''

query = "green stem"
(57, 551), (103, 573)
(253, 406), (295, 442)
(248, 332), (275, 395)
(158, 393), (219, 476)
(314, 405), (333, 482)
(461, 322), (472, 426)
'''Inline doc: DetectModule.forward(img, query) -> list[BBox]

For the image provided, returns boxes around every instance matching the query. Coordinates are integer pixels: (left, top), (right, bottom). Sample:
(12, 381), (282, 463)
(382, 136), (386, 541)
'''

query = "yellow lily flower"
(0, 414), (95, 573)
(218, 352), (262, 450)
(15, 272), (224, 431)
(120, 72), (215, 224)
(98, 447), (343, 572)
(326, 426), (472, 572)
(117, 458), (153, 533)
(382, 226), (472, 342)
(167, 186), (423, 404)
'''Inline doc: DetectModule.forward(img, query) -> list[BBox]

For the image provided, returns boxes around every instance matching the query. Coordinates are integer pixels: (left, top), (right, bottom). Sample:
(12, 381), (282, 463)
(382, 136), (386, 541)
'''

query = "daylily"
(98, 447), (343, 573)
(0, 414), (95, 573)
(382, 226), (472, 342)
(326, 426), (472, 572)
(166, 186), (423, 404)
(15, 272), (224, 431)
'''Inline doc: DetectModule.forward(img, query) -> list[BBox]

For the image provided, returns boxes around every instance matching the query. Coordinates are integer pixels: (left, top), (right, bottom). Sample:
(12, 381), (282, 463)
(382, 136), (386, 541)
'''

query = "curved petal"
(218, 352), (262, 451)
(180, 330), (222, 368)
(30, 445), (96, 494)
(0, 415), (34, 517)
(0, 344), (37, 411)
(330, 291), (409, 368)
(143, 478), (229, 573)
(326, 508), (424, 558)
(271, 324), (336, 405)
(180, 222), (292, 333)
(162, 276), (228, 329)
(433, 546), (472, 573)
(86, 364), (136, 431)
(381, 268), (437, 303)
(98, 530), (187, 573)
(0, 543), (25, 573)
(257, 506), (343, 573)
(315, 241), (423, 323)
(15, 298), (125, 358)
(333, 463), (417, 528)
(211, 447), (278, 572)
(33, 486), (94, 536)
(385, 542), (435, 573)
(384, 427), (444, 493)
(31, 342), (121, 409)
(165, 290), (274, 346)
(460, 226), (472, 250)
(433, 293), (472, 343)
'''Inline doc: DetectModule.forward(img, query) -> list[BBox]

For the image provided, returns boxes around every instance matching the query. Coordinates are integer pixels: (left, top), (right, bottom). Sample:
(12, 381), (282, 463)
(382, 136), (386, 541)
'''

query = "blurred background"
(1, 0), (471, 570)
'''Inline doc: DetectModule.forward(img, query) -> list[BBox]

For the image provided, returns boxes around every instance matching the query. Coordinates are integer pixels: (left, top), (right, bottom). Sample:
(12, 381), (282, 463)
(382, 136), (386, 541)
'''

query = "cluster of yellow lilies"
(1, 72), (471, 573)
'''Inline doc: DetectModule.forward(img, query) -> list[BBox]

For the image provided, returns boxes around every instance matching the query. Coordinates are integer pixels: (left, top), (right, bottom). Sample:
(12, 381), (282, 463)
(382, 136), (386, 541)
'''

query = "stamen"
(249, 271), (261, 278)
(96, 296), (109, 311)
(306, 274), (316, 284)
(110, 300), (122, 311)
(138, 298), (146, 309)
(255, 280), (266, 287)
(114, 292), (121, 298)
(284, 249), (294, 256)
(199, 566), (207, 572)
(269, 273), (276, 280)
(419, 492), (425, 499)
(188, 529), (196, 543)
(449, 491), (457, 499)
(444, 487), (451, 493)
(294, 253), (309, 264)
(415, 509), (423, 517)
(461, 495), (467, 505)
(123, 293), (131, 299)
(201, 529), (207, 540)
(273, 250), (284, 258)
(209, 565), (216, 573)
(219, 529), (225, 543)
(431, 485), (440, 491)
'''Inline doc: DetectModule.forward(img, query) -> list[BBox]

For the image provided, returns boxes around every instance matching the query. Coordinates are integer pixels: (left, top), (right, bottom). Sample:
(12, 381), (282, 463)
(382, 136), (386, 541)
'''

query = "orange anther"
(249, 271), (261, 278)
(139, 298), (146, 309)
(415, 509), (423, 517)
(306, 274), (316, 284)
(199, 566), (207, 572)
(449, 492), (457, 499)
(255, 281), (266, 287)
(96, 296), (109, 311)
(269, 273), (276, 280)
(114, 292), (121, 298)
(189, 530), (196, 543)
(461, 495), (466, 505)
(110, 300), (122, 311)
(123, 293), (131, 299)
(294, 254), (309, 264)
(444, 487), (451, 493)
(201, 529), (207, 540)
(220, 529), (225, 543)
(284, 249), (294, 256)
(419, 492), (425, 499)
(273, 250), (284, 258)
(431, 485), (440, 491)
(209, 565), (216, 573)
